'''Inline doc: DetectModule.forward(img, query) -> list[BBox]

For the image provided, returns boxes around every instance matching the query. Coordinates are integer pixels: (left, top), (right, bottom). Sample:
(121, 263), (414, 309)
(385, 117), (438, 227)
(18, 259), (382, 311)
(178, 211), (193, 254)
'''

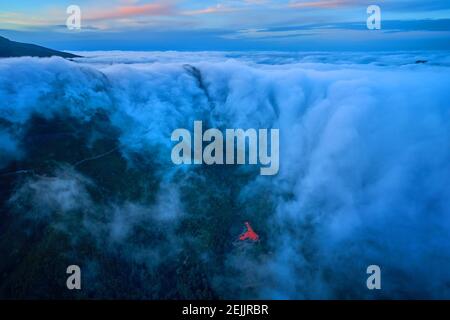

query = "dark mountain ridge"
(0, 36), (80, 58)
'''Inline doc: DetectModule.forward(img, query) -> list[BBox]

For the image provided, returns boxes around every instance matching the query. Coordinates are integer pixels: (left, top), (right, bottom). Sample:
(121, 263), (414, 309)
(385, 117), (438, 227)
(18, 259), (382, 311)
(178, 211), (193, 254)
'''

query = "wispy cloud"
(182, 4), (240, 15)
(86, 2), (174, 21)
(0, 11), (65, 31)
(288, 0), (360, 9)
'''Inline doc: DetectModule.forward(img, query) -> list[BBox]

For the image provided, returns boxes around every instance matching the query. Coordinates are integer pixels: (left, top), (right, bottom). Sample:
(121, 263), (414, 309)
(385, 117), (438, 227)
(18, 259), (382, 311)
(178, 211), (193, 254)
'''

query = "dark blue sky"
(1, 0), (449, 51)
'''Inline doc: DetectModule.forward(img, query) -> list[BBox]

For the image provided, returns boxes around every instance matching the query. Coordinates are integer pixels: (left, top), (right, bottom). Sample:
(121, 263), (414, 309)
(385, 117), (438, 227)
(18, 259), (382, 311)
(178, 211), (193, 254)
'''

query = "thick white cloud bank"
(1, 52), (450, 298)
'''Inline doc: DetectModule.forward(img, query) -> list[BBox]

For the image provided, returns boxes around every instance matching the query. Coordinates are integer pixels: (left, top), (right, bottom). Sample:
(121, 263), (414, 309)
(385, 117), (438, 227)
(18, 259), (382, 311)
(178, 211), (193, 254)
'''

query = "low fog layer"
(0, 52), (449, 299)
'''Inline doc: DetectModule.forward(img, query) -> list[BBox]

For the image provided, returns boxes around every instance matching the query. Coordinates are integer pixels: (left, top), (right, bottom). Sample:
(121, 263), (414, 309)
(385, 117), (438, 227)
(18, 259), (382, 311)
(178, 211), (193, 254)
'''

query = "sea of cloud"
(0, 51), (450, 298)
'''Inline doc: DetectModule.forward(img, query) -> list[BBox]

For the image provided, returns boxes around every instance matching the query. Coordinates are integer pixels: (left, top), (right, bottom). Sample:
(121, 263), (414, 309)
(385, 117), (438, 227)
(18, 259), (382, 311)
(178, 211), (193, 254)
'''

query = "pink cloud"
(87, 3), (173, 21)
(288, 0), (355, 9)
(182, 4), (239, 15)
